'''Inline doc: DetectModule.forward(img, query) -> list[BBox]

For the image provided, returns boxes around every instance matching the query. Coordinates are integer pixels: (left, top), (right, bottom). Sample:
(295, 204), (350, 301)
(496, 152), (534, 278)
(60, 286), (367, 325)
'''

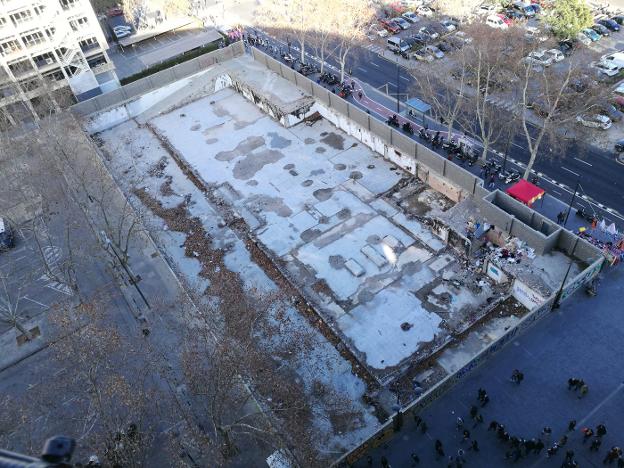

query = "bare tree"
(333, 0), (375, 81)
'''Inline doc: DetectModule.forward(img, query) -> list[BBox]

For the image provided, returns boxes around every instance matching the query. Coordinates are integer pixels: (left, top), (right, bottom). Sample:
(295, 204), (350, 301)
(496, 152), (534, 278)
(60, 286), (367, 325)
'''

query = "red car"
(379, 19), (401, 34)
(497, 14), (513, 26)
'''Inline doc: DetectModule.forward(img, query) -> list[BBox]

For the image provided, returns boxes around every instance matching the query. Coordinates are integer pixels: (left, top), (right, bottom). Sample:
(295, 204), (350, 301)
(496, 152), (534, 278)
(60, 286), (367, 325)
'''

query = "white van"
(601, 52), (624, 69)
(387, 36), (410, 53)
(486, 15), (508, 30)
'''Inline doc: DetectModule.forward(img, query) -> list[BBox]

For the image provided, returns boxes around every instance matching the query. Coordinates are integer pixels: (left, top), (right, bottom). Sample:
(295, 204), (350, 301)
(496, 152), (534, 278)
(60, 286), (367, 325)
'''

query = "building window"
(0, 39), (22, 56)
(10, 10), (33, 26)
(87, 53), (107, 69)
(33, 5), (46, 16)
(59, 0), (79, 9)
(44, 70), (65, 81)
(0, 17), (7, 28)
(33, 52), (56, 68)
(21, 31), (45, 48)
(69, 17), (88, 31)
(80, 37), (99, 52)
(8, 59), (33, 76)
(45, 27), (56, 39)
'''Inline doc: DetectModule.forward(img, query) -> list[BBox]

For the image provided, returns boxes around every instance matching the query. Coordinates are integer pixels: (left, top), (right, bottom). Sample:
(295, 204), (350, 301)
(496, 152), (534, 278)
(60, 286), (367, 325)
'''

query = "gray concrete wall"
(417, 146), (445, 175)
(71, 42), (245, 116)
(391, 130), (417, 157)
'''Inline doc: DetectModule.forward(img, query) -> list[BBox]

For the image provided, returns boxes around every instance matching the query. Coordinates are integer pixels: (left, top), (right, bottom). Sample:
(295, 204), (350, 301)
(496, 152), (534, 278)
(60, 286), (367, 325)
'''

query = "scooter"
(402, 122), (414, 134)
(419, 128), (432, 142)
(499, 169), (520, 185)
(575, 206), (596, 223)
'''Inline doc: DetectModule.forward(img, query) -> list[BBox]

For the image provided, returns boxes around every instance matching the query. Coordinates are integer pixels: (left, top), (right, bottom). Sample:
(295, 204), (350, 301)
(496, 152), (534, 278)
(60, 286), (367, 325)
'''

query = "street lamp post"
(396, 39), (401, 113)
(562, 167), (581, 226)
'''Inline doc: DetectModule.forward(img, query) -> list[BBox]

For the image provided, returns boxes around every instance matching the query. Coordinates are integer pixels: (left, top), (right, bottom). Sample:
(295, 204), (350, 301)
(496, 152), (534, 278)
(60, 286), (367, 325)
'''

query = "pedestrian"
(350, 80), (355, 90)
(435, 439), (444, 459)
(542, 426), (552, 438)
(470, 405), (478, 419)
(477, 388), (486, 401)
(414, 415), (422, 427)
(410, 452), (420, 464)
(578, 383), (589, 398)
(575, 379), (585, 391)
(358, 91), (363, 100)
(488, 174), (496, 189)
(559, 435), (568, 447)
(582, 427), (594, 442)
(565, 450), (575, 462)
(546, 443), (559, 458)
(456, 416), (464, 430)
(421, 421), (428, 434)
(488, 420), (498, 431)
(568, 420), (577, 432)
(480, 393), (490, 407)
(604, 447), (618, 464)
(597, 424), (607, 437)
(618, 456), (624, 468)
(534, 439), (545, 454)
(462, 429), (470, 442)
(470, 440), (479, 452)
(568, 378), (579, 390)
(473, 413), (484, 427)
(591, 438), (602, 451)
(446, 455), (454, 468)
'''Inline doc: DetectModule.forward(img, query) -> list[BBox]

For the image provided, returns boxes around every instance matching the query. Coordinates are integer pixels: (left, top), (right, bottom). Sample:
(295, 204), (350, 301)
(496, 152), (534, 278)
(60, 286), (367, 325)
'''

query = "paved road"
(249, 30), (623, 229)
(354, 266), (624, 467)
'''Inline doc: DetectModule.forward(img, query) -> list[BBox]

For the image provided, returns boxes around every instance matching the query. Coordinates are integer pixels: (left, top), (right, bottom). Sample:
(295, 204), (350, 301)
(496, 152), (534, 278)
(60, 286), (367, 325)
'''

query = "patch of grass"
(119, 42), (220, 85)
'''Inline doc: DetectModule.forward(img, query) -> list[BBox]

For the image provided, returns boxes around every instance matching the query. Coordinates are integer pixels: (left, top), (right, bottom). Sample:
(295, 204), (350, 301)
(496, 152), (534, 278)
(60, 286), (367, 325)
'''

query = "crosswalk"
(485, 95), (517, 112)
(364, 44), (385, 55)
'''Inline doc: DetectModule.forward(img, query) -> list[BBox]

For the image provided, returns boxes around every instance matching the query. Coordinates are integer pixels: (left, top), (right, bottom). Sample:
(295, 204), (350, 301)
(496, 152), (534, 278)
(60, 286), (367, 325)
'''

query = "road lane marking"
(357, 67), (368, 73)
(371, 62), (380, 68)
(574, 157), (592, 166)
(399, 76), (410, 82)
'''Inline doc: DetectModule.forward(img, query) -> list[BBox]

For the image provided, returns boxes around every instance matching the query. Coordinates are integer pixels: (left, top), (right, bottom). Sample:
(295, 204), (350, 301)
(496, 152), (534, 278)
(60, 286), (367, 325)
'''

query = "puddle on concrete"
(283, 163), (295, 170)
(301, 179), (313, 187)
(329, 255), (345, 269)
(215, 136), (265, 162)
(315, 147), (326, 154)
(233, 149), (283, 180)
(205, 138), (218, 145)
(310, 169), (325, 176)
(190, 124), (201, 131)
(320, 132), (345, 150)
(349, 171), (363, 180)
(334, 163), (346, 170)
(246, 180), (259, 186)
(301, 228), (322, 242)
(289, 169), (299, 176)
(304, 138), (316, 144)
(267, 132), (292, 149)
(313, 188), (333, 201)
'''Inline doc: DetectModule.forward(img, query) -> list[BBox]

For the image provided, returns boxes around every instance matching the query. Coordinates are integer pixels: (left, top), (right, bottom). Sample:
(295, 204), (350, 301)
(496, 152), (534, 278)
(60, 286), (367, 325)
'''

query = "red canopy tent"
(506, 179), (545, 207)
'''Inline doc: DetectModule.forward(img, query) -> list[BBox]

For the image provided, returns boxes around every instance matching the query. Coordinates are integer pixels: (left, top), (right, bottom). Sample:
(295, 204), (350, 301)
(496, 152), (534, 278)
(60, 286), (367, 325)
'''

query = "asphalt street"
(354, 265), (624, 468)
(249, 30), (623, 228)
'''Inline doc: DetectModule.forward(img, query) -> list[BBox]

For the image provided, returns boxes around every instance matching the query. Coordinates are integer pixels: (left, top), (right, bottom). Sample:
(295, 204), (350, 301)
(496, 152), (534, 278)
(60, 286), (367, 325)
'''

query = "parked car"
(576, 113), (612, 129)
(477, 4), (498, 16)
(576, 32), (592, 45)
(402, 11), (420, 23)
(380, 19), (401, 34)
(544, 49), (565, 62)
(0, 218), (13, 251)
(598, 18), (620, 31)
(412, 49), (434, 61)
(392, 17), (411, 29)
(612, 15), (624, 25)
(486, 14), (509, 29)
(613, 95), (624, 110)
(525, 50), (553, 67)
(454, 31), (473, 43)
(558, 39), (577, 55)
(512, 1), (535, 17)
(416, 6), (434, 17)
(368, 23), (389, 38)
(595, 103), (624, 121)
(615, 79), (624, 95)
(505, 9), (525, 22)
(614, 138), (624, 152)
(525, 26), (547, 42)
(582, 28), (601, 42)
(411, 32), (431, 44)
(592, 24), (610, 37)
(419, 26), (439, 39)
(440, 19), (457, 31)
(437, 41), (453, 52)
(425, 45), (445, 59)
(447, 35), (465, 49)
(107, 6), (123, 17)
(592, 61), (620, 77)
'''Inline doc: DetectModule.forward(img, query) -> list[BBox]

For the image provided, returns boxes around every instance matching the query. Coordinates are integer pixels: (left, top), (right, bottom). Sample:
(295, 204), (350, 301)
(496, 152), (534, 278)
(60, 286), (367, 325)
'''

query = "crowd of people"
(367, 372), (622, 467)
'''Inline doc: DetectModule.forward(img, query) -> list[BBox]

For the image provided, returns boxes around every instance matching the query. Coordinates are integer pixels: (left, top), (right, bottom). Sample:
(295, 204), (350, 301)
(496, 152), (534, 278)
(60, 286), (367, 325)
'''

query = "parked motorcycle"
(387, 114), (400, 127)
(499, 169), (521, 185)
(402, 122), (414, 134)
(419, 128), (432, 142)
(575, 206), (596, 223)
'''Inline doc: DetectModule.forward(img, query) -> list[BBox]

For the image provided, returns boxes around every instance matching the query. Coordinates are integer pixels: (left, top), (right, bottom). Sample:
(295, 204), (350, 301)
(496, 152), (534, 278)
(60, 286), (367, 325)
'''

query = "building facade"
(0, 0), (118, 125)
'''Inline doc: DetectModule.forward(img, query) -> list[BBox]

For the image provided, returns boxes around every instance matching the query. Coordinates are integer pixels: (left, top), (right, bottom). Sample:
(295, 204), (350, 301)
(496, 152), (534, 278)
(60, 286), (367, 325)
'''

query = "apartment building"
(0, 0), (118, 126)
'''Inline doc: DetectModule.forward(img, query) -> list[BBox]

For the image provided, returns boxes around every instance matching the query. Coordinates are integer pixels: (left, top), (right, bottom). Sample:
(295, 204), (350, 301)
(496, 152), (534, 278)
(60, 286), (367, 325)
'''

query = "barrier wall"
(71, 42), (245, 116)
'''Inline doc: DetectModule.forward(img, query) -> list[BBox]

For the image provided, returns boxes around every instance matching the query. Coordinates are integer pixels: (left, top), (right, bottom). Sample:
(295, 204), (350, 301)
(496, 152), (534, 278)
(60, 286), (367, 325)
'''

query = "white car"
(440, 19), (457, 32)
(576, 32), (592, 46)
(525, 26), (547, 42)
(416, 6), (434, 17)
(402, 11), (420, 23)
(525, 50), (553, 67)
(477, 4), (498, 15)
(544, 49), (565, 63)
(368, 24), (388, 38)
(113, 25), (131, 32)
(114, 29), (131, 38)
(576, 113), (612, 129)
(425, 45), (444, 59)
(454, 31), (473, 43)
(392, 17), (411, 29)
(486, 14), (508, 29)
(419, 26), (439, 39)
(592, 61), (620, 76)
